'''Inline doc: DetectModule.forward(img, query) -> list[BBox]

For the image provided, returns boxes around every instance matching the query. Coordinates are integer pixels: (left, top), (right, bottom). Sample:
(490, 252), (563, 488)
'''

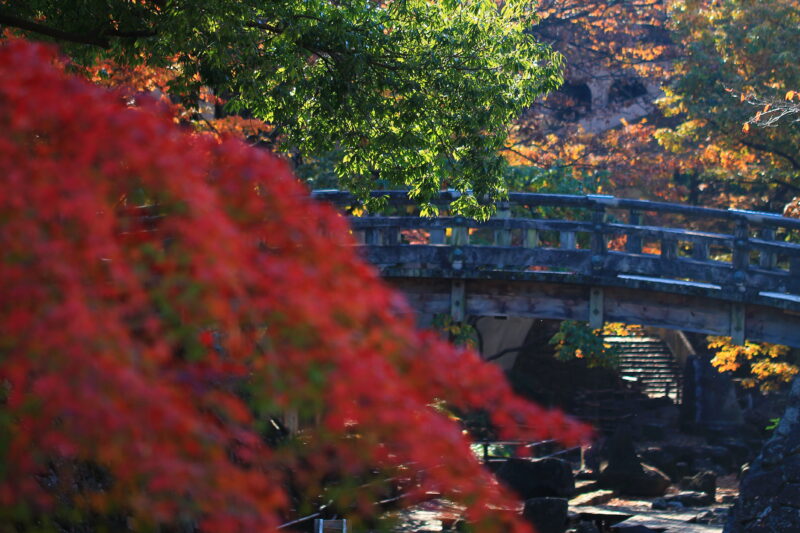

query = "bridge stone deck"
(314, 191), (800, 348)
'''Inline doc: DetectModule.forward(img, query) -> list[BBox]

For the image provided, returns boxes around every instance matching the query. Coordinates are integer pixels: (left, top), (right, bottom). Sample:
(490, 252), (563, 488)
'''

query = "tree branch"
(0, 13), (156, 49)
(0, 13), (111, 48)
(740, 137), (800, 171)
(247, 20), (282, 35)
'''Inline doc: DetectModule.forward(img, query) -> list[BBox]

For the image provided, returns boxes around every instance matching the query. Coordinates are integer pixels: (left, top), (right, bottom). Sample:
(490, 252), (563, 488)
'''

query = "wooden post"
(589, 287), (604, 330)
(383, 227), (400, 245)
(451, 279), (465, 323)
(364, 217), (378, 246)
(430, 227), (445, 245)
(524, 228), (539, 248)
(494, 201), (511, 247)
(591, 205), (607, 273)
(560, 231), (576, 250)
(692, 242), (709, 261)
(731, 218), (750, 293)
(731, 303), (745, 345)
(354, 230), (366, 245)
(759, 228), (777, 269)
(661, 236), (678, 262)
(451, 216), (469, 246)
(626, 209), (642, 253)
(427, 225), (445, 270)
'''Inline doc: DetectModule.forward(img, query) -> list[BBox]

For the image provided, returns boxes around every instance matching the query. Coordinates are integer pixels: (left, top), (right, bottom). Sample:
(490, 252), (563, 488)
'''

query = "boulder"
(662, 490), (714, 507)
(522, 497), (568, 533)
(697, 445), (735, 474)
(599, 462), (671, 497)
(596, 427), (670, 497)
(495, 457), (575, 499)
(639, 446), (689, 480)
(690, 508), (731, 525)
(680, 470), (716, 498)
(641, 443), (734, 479)
(726, 377), (800, 532)
(652, 498), (685, 510)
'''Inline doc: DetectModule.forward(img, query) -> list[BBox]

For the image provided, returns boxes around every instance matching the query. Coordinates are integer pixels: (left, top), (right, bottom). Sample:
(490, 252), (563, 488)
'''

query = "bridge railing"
(312, 191), (800, 297)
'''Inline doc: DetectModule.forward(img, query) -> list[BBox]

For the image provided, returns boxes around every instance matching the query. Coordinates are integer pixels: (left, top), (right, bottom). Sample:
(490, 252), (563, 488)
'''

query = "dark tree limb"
(0, 13), (111, 47)
(0, 13), (155, 49)
(740, 137), (800, 171)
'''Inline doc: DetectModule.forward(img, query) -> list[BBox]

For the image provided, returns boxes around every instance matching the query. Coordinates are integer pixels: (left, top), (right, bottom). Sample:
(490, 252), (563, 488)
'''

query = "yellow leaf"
(742, 123), (751, 133)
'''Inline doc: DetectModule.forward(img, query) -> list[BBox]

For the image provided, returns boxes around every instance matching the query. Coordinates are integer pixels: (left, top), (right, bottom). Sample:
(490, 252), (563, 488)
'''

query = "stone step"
(619, 358), (676, 362)
(618, 353), (676, 359)
(618, 356), (675, 360)
(619, 358), (674, 362)
(615, 345), (671, 350)
(620, 372), (678, 377)
(607, 333), (683, 402)
(618, 367), (679, 372)
(620, 366), (676, 371)
(619, 355), (671, 359)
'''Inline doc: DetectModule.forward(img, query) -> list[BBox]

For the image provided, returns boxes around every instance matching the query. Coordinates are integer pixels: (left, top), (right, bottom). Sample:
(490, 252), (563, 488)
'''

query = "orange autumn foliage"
(80, 58), (272, 140)
(0, 39), (590, 531)
(708, 337), (798, 392)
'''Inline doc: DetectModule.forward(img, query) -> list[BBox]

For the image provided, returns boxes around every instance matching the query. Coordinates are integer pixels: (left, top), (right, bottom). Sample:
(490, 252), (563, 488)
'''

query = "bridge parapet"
(314, 190), (800, 295)
(313, 191), (800, 346)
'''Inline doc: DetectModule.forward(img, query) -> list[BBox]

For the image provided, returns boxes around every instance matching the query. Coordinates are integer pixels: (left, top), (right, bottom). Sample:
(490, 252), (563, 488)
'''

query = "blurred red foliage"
(0, 39), (590, 532)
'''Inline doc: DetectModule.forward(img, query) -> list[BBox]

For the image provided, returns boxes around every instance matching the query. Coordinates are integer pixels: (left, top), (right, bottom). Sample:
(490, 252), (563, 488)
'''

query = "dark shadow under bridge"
(313, 191), (800, 348)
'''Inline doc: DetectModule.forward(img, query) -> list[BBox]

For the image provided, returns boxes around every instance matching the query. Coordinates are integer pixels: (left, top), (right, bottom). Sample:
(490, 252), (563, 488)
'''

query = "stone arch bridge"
(313, 191), (800, 348)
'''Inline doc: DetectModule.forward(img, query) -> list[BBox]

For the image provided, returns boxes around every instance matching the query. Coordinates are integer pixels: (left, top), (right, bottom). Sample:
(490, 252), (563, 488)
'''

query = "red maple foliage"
(0, 39), (590, 531)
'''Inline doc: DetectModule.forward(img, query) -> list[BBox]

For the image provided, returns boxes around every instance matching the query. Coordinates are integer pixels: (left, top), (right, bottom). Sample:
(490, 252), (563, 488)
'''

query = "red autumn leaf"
(0, 38), (591, 532)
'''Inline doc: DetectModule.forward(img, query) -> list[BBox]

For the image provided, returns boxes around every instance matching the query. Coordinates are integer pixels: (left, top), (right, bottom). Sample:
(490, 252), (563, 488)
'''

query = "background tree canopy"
(0, 0), (563, 217)
(658, 0), (800, 209)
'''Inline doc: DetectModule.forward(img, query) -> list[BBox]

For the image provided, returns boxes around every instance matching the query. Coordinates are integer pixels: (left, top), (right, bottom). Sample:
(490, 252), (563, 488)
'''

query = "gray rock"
(726, 376), (800, 532)
(690, 508), (731, 525)
(680, 470), (717, 498)
(495, 457), (575, 499)
(522, 497), (568, 533)
(697, 445), (735, 473)
(639, 446), (691, 480)
(662, 490), (714, 507)
(599, 462), (671, 498)
(597, 426), (671, 497)
(652, 497), (685, 510)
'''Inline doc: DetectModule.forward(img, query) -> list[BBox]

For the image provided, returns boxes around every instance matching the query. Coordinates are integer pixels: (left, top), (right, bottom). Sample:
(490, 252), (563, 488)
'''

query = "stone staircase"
(606, 335), (682, 402)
